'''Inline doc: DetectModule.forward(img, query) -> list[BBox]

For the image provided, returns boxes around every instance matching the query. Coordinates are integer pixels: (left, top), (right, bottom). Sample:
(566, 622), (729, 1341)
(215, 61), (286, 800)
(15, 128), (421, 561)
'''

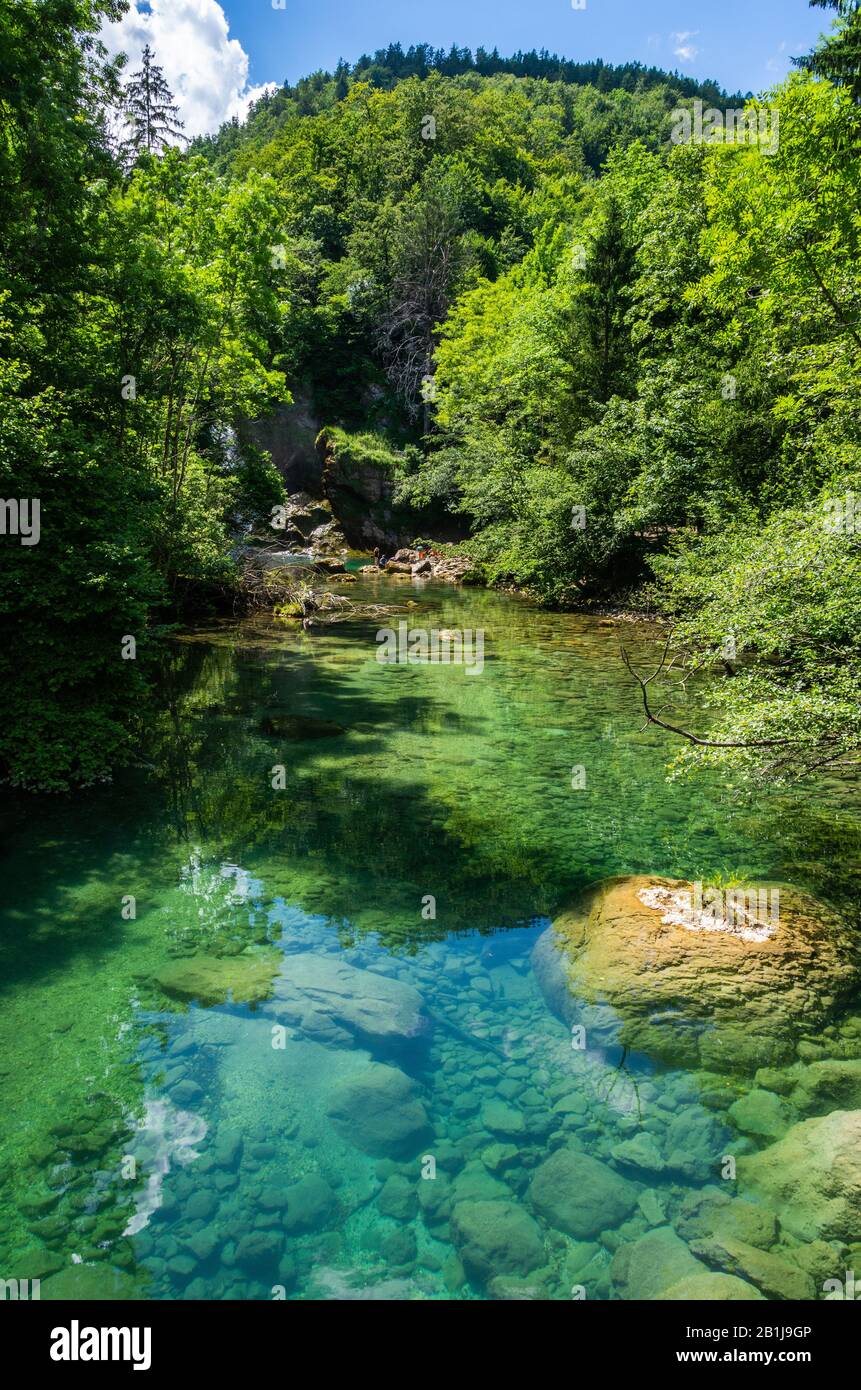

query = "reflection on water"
(1, 576), (859, 1299)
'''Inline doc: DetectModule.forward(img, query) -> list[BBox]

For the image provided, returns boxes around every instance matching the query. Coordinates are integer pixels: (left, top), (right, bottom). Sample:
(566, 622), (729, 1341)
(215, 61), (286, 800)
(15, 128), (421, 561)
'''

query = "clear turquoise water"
(1, 576), (859, 1299)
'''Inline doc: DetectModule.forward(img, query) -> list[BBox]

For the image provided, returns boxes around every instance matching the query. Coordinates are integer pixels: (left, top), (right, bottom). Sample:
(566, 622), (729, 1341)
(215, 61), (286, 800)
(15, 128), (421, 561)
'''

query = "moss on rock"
(534, 876), (860, 1074)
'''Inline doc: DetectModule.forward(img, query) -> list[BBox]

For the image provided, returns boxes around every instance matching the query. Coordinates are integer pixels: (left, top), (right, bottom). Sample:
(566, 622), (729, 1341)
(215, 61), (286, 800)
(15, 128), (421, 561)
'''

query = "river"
(1, 572), (858, 1299)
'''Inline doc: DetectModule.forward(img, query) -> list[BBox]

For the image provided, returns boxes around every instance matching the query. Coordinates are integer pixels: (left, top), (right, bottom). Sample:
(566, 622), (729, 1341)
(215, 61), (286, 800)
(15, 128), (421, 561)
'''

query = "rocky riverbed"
(3, 582), (860, 1302)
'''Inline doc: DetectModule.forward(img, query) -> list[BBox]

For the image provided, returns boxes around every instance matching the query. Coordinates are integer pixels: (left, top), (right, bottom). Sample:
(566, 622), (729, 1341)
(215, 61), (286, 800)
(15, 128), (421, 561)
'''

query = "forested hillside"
(2, 0), (860, 792)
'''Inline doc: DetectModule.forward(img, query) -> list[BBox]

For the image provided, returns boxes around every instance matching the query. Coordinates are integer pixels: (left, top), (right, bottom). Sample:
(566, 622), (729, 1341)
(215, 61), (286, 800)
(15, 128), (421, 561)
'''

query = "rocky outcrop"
(533, 875), (860, 1073)
(738, 1109), (861, 1244)
(318, 429), (415, 550)
(270, 491), (349, 558)
(242, 390), (323, 495)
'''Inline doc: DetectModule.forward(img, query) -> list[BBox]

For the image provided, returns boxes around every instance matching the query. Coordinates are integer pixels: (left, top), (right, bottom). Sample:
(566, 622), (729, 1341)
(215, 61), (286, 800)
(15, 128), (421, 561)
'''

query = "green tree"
(121, 43), (186, 159)
(796, 1), (861, 101)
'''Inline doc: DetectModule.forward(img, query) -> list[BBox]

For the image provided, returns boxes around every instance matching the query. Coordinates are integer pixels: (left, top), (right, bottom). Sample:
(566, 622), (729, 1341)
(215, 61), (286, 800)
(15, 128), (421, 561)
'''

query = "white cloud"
(670, 30), (700, 64)
(101, 0), (276, 140)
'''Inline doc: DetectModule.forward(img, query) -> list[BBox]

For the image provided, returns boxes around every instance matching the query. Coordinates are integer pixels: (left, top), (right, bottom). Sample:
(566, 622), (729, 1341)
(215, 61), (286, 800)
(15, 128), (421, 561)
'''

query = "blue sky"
(229, 0), (830, 96)
(100, 1), (836, 138)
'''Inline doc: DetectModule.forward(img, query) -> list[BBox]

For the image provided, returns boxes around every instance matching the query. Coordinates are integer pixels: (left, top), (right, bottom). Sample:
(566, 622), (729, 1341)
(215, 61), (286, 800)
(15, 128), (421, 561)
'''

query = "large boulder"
(259, 1174), (338, 1234)
(326, 1062), (433, 1159)
(727, 1088), (790, 1140)
(276, 491), (348, 557)
(450, 1201), (545, 1284)
(529, 1148), (638, 1239)
(265, 953), (431, 1056)
(533, 876), (860, 1073)
(738, 1109), (861, 1244)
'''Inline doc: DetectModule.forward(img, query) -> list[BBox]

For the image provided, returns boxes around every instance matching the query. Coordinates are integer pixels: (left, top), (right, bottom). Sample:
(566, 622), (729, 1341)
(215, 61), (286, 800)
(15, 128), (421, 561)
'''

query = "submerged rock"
(153, 952), (280, 1008)
(234, 1230), (282, 1272)
(655, 1272), (765, 1301)
(664, 1109), (731, 1183)
(528, 1148), (638, 1239)
(611, 1226), (707, 1301)
(450, 1200), (545, 1284)
(282, 1175), (337, 1234)
(265, 952), (431, 1056)
(674, 1189), (778, 1251)
(480, 1100), (526, 1138)
(533, 876), (860, 1073)
(785, 1059), (861, 1117)
(378, 1174), (419, 1221)
(326, 1062), (433, 1158)
(610, 1131), (666, 1175)
(689, 1233), (815, 1301)
(727, 1088), (790, 1139)
(738, 1109), (861, 1244)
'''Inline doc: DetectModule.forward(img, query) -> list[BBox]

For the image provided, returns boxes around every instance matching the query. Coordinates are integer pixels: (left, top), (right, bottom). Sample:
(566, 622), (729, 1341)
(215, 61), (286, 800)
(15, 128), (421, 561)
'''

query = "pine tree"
(121, 44), (186, 158)
(333, 60), (349, 101)
(796, 1), (861, 101)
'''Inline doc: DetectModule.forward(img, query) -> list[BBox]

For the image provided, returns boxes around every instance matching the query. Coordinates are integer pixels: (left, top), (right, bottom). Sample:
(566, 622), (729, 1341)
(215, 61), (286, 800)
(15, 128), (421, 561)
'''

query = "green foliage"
(795, 1), (861, 100)
(3, 10), (861, 797)
(194, 44), (742, 174)
(317, 426), (407, 475)
(0, 2), (288, 789)
(652, 487), (861, 786)
(120, 43), (186, 161)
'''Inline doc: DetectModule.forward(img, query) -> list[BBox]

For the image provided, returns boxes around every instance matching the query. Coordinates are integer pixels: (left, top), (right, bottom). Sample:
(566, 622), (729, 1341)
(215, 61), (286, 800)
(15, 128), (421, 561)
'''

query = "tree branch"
(619, 639), (799, 749)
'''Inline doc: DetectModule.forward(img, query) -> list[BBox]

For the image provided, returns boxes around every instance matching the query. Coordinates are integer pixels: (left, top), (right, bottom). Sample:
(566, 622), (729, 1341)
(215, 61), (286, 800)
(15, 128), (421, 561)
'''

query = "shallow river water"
(1, 574), (859, 1299)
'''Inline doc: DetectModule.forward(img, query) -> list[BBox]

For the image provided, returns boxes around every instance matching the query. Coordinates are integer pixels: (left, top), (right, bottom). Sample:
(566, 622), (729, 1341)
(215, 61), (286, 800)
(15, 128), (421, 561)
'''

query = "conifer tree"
(796, 1), (861, 101)
(121, 44), (186, 158)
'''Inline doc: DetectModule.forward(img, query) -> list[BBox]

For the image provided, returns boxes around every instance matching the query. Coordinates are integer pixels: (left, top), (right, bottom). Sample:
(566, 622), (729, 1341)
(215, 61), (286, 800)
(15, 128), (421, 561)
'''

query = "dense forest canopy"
(1, 0), (860, 794)
(191, 42), (745, 171)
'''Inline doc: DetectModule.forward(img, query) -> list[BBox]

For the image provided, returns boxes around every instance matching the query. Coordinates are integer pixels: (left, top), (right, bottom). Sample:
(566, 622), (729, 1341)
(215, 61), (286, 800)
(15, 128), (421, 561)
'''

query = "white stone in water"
(638, 884), (776, 944)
